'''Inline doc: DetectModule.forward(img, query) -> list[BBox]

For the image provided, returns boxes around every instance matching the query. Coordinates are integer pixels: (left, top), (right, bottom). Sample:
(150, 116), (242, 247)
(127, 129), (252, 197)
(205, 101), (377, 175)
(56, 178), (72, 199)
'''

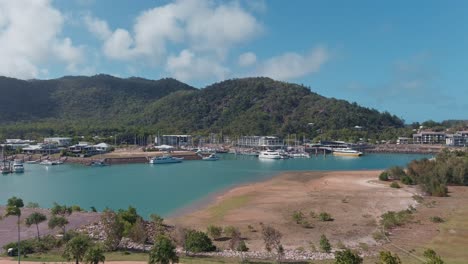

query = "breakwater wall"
(65, 153), (201, 165)
(364, 144), (445, 154)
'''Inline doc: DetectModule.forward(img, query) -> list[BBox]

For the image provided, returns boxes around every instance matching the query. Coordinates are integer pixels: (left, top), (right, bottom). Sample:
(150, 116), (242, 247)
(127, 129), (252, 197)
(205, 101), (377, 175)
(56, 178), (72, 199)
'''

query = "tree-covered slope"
(0, 74), (195, 123)
(142, 77), (404, 135)
(0, 76), (404, 138)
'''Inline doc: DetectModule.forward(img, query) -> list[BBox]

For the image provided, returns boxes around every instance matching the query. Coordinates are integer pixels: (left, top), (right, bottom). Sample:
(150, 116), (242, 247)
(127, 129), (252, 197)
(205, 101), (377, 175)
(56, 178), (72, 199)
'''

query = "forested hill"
(0, 74), (195, 123)
(0, 76), (404, 139)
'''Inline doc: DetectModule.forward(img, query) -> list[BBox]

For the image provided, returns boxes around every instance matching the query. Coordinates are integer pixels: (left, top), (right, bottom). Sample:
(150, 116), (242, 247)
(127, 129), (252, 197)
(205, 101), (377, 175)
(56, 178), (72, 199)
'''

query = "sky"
(0, 0), (467, 123)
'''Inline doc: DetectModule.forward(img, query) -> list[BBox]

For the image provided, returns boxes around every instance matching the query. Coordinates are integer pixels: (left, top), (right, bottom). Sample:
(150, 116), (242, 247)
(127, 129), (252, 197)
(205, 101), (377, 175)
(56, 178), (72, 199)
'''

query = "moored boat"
(259, 150), (282, 159)
(149, 155), (183, 164)
(332, 148), (363, 157)
(12, 163), (24, 173)
(202, 153), (219, 161)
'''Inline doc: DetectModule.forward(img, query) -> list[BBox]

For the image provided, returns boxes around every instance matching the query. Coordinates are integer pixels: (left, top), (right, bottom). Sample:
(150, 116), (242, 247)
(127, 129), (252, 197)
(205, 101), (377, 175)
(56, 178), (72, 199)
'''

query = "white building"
(237, 136), (284, 149)
(397, 137), (410, 144)
(446, 134), (467, 147)
(413, 131), (446, 144)
(155, 135), (192, 147)
(44, 137), (72, 147)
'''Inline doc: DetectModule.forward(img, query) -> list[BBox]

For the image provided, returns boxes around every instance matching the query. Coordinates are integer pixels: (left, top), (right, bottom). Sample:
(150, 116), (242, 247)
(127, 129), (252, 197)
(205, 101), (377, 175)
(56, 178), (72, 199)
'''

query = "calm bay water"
(0, 153), (430, 218)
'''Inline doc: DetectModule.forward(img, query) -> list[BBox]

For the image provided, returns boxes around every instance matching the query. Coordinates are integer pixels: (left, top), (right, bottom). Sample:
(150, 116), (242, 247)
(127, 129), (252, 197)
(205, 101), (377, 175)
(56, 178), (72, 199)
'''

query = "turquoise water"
(0, 153), (430, 218)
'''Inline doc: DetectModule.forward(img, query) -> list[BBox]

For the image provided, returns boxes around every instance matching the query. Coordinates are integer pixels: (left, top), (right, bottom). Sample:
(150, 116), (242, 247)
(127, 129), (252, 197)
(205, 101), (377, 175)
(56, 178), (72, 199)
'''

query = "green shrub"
(318, 212), (333, 221)
(377, 251), (402, 264)
(335, 248), (363, 264)
(430, 216), (445, 223)
(372, 230), (386, 241)
(319, 234), (331, 253)
(387, 166), (406, 180)
(379, 171), (389, 181)
(237, 240), (249, 252)
(292, 210), (305, 224)
(380, 210), (413, 229)
(223, 226), (238, 238)
(206, 225), (222, 240)
(390, 182), (401, 189)
(401, 175), (414, 185)
(184, 230), (216, 253)
(423, 249), (445, 264)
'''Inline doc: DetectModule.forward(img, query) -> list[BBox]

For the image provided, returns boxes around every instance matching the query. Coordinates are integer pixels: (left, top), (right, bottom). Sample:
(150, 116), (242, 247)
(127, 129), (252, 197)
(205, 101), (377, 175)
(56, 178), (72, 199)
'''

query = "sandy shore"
(170, 170), (418, 251)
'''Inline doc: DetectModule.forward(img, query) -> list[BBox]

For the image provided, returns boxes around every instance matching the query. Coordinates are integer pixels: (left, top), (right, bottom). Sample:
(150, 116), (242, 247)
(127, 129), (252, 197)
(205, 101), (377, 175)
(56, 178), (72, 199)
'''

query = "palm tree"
(4, 196), (24, 264)
(84, 245), (106, 264)
(25, 212), (47, 240)
(63, 234), (92, 264)
(48, 215), (69, 234)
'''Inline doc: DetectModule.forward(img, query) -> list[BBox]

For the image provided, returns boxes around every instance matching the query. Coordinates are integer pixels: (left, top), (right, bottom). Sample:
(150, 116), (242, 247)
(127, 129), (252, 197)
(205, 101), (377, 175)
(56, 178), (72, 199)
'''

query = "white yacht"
(332, 148), (363, 157)
(259, 150), (282, 159)
(149, 155), (183, 164)
(40, 160), (57, 166)
(202, 153), (219, 161)
(12, 162), (24, 173)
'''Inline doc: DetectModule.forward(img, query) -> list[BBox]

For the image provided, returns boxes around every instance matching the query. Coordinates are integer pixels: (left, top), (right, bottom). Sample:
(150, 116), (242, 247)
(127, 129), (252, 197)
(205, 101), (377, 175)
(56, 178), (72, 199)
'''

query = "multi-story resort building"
(236, 136), (284, 149)
(412, 131), (446, 144)
(155, 135), (193, 147)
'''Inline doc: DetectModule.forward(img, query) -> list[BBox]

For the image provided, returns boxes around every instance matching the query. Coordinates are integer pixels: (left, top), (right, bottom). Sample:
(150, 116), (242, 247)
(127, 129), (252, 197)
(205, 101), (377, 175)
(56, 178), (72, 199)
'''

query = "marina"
(0, 153), (430, 218)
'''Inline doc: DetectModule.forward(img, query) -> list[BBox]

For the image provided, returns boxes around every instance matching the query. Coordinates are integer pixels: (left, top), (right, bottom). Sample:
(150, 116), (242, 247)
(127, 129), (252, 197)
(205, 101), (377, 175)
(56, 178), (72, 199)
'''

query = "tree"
(63, 234), (92, 264)
(129, 218), (147, 248)
(5, 196), (24, 264)
(423, 249), (445, 264)
(261, 225), (283, 262)
(101, 209), (124, 251)
(335, 249), (363, 264)
(319, 234), (331, 253)
(377, 251), (402, 264)
(184, 230), (216, 253)
(25, 212), (47, 240)
(206, 225), (222, 240)
(150, 214), (164, 237)
(84, 245), (106, 264)
(51, 202), (72, 216)
(48, 216), (69, 234)
(149, 235), (179, 264)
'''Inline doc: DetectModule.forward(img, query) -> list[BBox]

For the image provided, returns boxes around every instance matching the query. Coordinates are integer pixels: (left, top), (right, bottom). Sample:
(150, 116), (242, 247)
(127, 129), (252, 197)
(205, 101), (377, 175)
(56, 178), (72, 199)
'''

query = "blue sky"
(1, 0), (467, 122)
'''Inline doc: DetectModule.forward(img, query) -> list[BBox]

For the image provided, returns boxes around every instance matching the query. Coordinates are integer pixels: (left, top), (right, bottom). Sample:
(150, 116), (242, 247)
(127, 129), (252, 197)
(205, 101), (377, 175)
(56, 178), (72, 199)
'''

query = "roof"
(155, 144), (174, 149)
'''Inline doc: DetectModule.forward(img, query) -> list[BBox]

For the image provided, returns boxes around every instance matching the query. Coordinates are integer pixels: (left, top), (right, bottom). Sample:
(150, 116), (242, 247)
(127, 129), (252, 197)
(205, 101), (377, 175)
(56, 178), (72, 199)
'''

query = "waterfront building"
(397, 137), (410, 144)
(412, 131), (446, 144)
(44, 137), (72, 147)
(457, 130), (468, 138)
(155, 135), (192, 147)
(446, 134), (467, 147)
(4, 139), (36, 150)
(237, 136), (284, 149)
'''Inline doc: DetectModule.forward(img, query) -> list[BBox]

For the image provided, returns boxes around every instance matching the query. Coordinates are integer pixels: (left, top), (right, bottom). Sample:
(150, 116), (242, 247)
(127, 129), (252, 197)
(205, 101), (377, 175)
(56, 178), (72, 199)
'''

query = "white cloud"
(238, 52), (257, 67)
(166, 49), (229, 82)
(257, 47), (329, 80)
(86, 0), (261, 64)
(83, 15), (111, 40)
(0, 0), (84, 79)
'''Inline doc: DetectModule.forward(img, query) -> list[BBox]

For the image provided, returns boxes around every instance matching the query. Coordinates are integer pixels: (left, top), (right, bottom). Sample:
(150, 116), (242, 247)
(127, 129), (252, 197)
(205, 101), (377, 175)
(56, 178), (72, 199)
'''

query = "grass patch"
(422, 207), (468, 264)
(207, 194), (252, 222)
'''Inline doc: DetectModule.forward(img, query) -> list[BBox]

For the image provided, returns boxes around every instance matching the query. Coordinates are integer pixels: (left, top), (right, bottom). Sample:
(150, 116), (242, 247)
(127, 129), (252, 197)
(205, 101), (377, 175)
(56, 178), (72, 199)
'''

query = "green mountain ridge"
(0, 75), (404, 140)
